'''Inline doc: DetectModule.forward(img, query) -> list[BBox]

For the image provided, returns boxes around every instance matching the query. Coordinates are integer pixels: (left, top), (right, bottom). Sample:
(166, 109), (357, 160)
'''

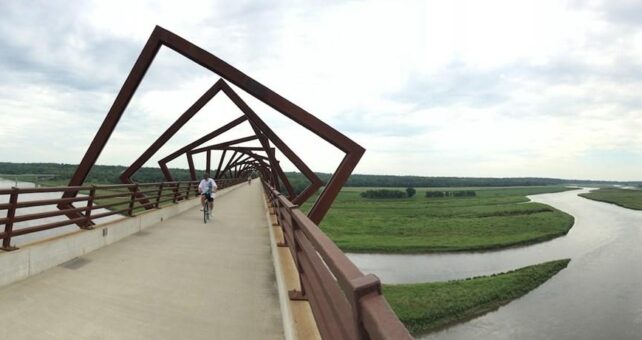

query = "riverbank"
(351, 188), (642, 339)
(317, 186), (576, 253)
(384, 259), (570, 336)
(579, 187), (642, 210)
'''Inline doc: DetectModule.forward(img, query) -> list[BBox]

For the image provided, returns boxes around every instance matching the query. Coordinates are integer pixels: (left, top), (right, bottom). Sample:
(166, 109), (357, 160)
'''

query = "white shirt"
(198, 178), (217, 194)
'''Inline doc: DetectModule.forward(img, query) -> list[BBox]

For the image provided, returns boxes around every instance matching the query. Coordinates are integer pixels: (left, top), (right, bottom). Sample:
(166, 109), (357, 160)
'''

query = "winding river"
(348, 188), (642, 339)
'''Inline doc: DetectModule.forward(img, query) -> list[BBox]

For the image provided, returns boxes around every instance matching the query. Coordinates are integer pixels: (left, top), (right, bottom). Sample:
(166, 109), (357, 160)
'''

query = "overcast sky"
(1, 0), (641, 181)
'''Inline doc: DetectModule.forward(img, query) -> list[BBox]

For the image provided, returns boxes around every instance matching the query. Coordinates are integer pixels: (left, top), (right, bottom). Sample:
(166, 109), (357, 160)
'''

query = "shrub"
(426, 190), (476, 198)
(453, 190), (476, 197)
(426, 191), (445, 198)
(406, 187), (416, 198)
(361, 189), (406, 199)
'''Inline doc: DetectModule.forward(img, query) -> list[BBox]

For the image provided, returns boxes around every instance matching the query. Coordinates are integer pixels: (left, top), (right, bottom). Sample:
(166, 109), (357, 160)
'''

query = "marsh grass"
(384, 259), (570, 335)
(308, 186), (576, 253)
(579, 187), (642, 210)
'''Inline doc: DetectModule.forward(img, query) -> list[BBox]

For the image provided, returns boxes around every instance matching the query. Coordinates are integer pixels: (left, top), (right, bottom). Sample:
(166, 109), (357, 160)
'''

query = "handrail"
(0, 178), (246, 251)
(262, 181), (411, 340)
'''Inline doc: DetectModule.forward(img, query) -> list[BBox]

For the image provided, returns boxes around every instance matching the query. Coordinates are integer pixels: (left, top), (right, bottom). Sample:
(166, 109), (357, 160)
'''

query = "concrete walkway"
(0, 182), (283, 339)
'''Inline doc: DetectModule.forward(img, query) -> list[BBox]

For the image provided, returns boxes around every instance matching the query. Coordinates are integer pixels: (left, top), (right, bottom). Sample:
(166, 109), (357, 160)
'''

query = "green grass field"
(579, 187), (642, 210)
(311, 186), (576, 253)
(384, 259), (570, 335)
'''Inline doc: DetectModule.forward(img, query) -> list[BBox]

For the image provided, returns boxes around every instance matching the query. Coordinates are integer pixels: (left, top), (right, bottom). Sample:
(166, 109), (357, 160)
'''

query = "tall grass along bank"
(384, 259), (570, 335)
(579, 187), (642, 210)
(316, 186), (576, 253)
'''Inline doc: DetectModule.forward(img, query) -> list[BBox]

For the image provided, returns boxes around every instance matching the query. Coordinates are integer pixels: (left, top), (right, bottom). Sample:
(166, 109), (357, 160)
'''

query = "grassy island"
(384, 259), (570, 335)
(317, 186), (576, 253)
(579, 187), (642, 210)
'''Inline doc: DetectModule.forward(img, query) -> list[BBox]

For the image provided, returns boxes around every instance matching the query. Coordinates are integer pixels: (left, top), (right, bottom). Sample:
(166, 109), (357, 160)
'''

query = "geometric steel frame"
(164, 134), (266, 179)
(187, 146), (273, 181)
(212, 151), (269, 180)
(189, 147), (272, 167)
(63, 26), (364, 224)
(157, 120), (296, 198)
(170, 125), (308, 201)
(156, 116), (248, 182)
(215, 152), (269, 179)
(151, 82), (324, 204)
(186, 138), (265, 178)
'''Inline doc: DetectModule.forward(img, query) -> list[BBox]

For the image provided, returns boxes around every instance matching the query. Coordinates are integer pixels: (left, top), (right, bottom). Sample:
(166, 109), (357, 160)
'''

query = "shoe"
(199, 208), (204, 211)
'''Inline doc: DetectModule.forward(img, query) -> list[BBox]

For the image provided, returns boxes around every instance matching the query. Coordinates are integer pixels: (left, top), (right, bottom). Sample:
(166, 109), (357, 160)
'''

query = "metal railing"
(263, 181), (412, 340)
(0, 178), (246, 251)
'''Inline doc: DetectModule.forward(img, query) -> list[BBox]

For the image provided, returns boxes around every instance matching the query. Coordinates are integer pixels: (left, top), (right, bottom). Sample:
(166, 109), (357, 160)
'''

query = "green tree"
(406, 187), (416, 198)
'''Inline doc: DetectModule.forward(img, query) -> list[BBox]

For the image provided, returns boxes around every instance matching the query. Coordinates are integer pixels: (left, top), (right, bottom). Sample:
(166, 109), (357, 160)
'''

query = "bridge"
(0, 26), (411, 339)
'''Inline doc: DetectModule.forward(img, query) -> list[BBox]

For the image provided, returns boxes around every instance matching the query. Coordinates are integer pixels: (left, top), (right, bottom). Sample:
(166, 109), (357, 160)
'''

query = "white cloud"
(0, 0), (641, 180)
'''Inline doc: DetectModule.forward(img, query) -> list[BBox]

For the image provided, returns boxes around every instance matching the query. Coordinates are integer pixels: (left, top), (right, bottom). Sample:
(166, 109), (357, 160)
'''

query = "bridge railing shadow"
(263, 181), (412, 340)
(0, 178), (246, 251)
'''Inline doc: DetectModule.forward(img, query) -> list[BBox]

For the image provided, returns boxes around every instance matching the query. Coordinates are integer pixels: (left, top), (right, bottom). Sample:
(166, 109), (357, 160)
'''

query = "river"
(348, 188), (642, 339)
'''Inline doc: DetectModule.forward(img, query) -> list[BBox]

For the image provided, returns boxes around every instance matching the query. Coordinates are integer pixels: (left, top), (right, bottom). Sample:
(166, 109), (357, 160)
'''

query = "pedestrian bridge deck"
(0, 182), (284, 339)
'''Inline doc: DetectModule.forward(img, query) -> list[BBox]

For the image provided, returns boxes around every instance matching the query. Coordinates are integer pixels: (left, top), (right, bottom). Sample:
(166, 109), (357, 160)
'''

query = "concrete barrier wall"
(0, 183), (244, 289)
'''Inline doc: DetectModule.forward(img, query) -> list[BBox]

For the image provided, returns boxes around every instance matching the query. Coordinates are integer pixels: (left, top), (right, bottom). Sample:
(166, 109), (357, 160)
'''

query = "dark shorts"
(202, 193), (213, 202)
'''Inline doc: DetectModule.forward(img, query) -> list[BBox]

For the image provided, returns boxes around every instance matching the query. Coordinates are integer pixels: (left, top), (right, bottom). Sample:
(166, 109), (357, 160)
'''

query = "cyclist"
(198, 172), (217, 217)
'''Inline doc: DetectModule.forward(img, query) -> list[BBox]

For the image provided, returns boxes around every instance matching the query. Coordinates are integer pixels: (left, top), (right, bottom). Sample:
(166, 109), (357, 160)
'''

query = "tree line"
(2, 162), (639, 188)
(0, 162), (195, 184)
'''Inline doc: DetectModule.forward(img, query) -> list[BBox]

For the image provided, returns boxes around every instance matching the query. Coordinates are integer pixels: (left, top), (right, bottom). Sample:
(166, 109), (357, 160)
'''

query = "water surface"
(348, 188), (642, 339)
(0, 179), (121, 246)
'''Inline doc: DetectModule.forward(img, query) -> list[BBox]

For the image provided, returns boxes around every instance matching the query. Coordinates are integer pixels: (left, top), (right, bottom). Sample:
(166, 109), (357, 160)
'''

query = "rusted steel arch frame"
(185, 147), (271, 181)
(190, 148), (271, 163)
(225, 157), (269, 180)
(189, 146), (271, 164)
(149, 87), (298, 200)
(246, 164), (269, 182)
(189, 136), (260, 154)
(184, 141), (273, 181)
(243, 160), (269, 179)
(182, 135), (261, 180)
(121, 80), (246, 208)
(64, 25), (363, 224)
(237, 166), (256, 178)
(225, 157), (252, 178)
(190, 143), (267, 154)
(214, 81), (321, 204)
(225, 156), (264, 178)
(186, 136), (263, 179)
(241, 159), (267, 176)
(64, 80), (247, 218)
(216, 150), (270, 179)
(222, 156), (270, 180)
(237, 164), (261, 178)
(122, 79), (230, 185)
(157, 79), (322, 202)
(218, 152), (246, 178)
(157, 116), (248, 182)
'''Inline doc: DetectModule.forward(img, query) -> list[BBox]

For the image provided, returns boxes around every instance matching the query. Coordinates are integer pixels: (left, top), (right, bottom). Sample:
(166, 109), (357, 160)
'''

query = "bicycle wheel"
(204, 203), (208, 223)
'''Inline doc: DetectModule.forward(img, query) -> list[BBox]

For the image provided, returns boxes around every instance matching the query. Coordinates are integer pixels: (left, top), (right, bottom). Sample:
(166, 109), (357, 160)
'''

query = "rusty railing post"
(83, 185), (96, 229)
(128, 184), (138, 216)
(348, 274), (383, 339)
(1, 187), (19, 251)
(155, 183), (164, 208)
(173, 182), (181, 203)
(185, 182), (191, 199)
(287, 202), (306, 301)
